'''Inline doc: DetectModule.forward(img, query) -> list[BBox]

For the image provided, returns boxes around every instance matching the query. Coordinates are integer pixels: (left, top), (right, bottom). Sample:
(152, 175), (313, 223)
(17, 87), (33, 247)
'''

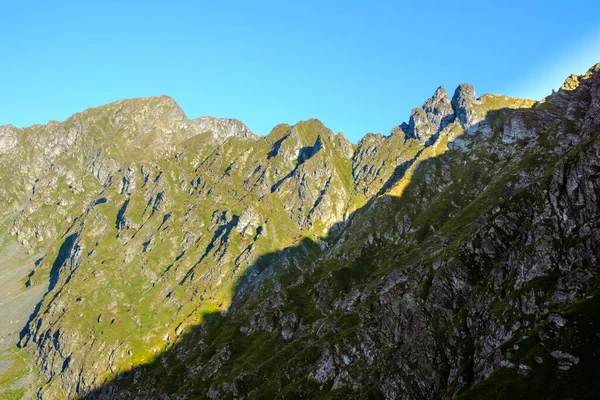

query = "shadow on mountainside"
(27, 96), (600, 398)
(17, 232), (80, 346)
(78, 106), (531, 399)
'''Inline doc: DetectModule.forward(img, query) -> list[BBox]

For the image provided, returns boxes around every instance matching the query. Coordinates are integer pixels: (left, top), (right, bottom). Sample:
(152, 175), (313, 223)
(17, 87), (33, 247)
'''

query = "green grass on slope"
(0, 347), (43, 400)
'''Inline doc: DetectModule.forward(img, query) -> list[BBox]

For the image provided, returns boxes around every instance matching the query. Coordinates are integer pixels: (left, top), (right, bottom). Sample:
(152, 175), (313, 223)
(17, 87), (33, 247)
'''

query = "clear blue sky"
(2, 1), (599, 142)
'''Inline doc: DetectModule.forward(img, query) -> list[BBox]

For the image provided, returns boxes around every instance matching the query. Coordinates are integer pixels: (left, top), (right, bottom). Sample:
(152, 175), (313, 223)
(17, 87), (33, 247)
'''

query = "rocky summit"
(1, 63), (600, 399)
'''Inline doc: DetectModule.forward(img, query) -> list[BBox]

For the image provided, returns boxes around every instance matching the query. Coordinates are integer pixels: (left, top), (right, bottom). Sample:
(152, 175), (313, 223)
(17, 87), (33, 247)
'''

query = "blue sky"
(1, 1), (599, 142)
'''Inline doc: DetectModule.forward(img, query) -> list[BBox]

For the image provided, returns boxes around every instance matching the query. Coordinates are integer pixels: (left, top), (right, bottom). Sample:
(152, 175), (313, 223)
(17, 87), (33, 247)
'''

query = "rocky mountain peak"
(404, 85), (455, 143)
(71, 96), (260, 149)
(429, 85), (451, 105)
(451, 83), (477, 128)
(334, 132), (355, 159)
(559, 63), (600, 92)
(561, 74), (581, 91)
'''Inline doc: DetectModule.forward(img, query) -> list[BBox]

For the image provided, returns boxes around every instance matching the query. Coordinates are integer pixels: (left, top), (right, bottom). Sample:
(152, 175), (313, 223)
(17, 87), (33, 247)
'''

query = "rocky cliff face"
(1, 64), (599, 399)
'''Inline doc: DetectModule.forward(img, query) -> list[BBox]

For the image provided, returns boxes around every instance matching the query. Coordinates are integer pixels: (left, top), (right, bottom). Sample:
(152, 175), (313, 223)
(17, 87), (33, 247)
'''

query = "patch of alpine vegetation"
(1, 63), (599, 399)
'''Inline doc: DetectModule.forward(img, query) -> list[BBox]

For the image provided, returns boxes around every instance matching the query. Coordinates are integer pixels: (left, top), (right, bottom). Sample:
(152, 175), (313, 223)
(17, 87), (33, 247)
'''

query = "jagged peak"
(560, 74), (581, 91)
(422, 86), (452, 115)
(334, 132), (356, 158)
(451, 83), (477, 128)
(452, 83), (477, 105)
(585, 61), (600, 80)
(335, 131), (349, 141)
(403, 84), (456, 143)
(429, 85), (451, 105)
(561, 61), (600, 91)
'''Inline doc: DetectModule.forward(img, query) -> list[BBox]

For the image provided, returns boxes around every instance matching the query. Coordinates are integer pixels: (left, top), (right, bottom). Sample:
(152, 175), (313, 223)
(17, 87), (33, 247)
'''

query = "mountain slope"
(1, 63), (599, 399)
(86, 65), (600, 399)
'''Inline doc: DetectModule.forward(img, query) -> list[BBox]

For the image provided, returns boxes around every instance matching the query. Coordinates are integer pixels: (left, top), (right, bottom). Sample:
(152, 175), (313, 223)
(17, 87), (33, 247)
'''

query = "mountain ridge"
(0, 62), (599, 399)
(1, 80), (536, 147)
